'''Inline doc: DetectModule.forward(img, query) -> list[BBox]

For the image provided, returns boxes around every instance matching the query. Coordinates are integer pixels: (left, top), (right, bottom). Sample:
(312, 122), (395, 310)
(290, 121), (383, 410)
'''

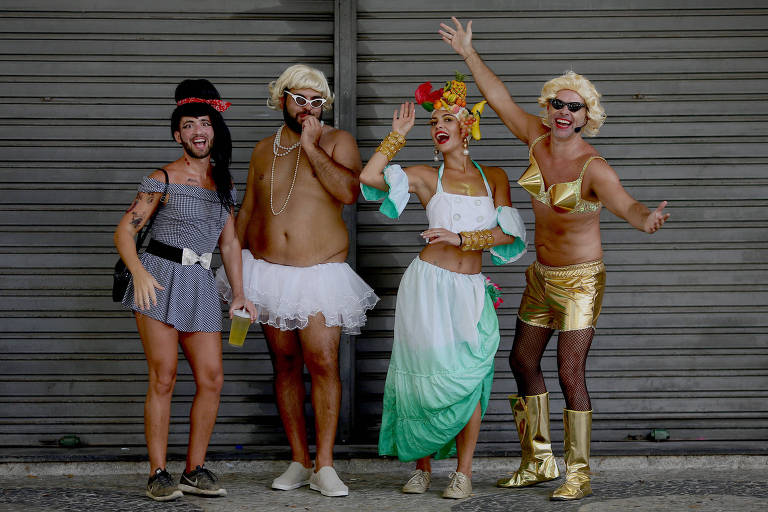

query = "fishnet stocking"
(556, 327), (595, 411)
(509, 318), (553, 397)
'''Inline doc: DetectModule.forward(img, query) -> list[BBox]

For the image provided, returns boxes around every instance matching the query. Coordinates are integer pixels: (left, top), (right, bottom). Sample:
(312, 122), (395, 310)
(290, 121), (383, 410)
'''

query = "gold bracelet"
(376, 131), (406, 161)
(460, 229), (494, 251)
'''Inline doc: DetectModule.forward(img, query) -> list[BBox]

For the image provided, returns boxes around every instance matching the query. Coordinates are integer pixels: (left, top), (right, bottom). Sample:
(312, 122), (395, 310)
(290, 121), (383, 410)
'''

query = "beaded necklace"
(270, 124), (301, 216)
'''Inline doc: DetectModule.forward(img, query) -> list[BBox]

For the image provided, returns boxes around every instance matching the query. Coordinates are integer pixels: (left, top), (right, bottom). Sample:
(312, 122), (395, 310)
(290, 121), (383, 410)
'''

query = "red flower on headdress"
(414, 82), (444, 112)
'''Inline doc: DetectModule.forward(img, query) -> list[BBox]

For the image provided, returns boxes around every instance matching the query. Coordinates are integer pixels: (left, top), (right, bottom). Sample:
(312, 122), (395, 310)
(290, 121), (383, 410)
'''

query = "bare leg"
(180, 330), (224, 472)
(556, 327), (595, 411)
(263, 324), (311, 468)
(136, 313), (179, 476)
(455, 401), (482, 477)
(297, 314), (341, 470)
(416, 456), (432, 473)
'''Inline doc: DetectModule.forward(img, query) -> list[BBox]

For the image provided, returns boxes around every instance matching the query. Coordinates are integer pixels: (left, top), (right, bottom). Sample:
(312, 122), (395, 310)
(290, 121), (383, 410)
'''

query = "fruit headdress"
(414, 71), (487, 140)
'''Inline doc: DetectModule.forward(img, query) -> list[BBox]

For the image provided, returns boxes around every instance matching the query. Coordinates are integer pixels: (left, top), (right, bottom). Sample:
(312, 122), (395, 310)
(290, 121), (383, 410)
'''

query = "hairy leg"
(264, 324), (311, 468)
(179, 330), (224, 472)
(297, 315), (342, 470)
(136, 313), (179, 476)
(509, 318), (554, 396)
(556, 327), (595, 411)
(455, 401), (482, 477)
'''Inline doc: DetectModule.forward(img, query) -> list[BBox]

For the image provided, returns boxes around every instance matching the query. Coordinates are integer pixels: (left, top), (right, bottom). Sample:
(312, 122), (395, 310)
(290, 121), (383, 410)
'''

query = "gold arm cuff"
(376, 131), (407, 161)
(460, 229), (494, 251)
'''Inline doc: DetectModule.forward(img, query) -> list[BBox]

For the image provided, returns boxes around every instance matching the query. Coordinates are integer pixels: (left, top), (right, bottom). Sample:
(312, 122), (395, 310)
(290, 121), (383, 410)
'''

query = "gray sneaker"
(178, 465), (227, 497)
(146, 468), (183, 502)
(402, 469), (431, 493)
(442, 471), (472, 499)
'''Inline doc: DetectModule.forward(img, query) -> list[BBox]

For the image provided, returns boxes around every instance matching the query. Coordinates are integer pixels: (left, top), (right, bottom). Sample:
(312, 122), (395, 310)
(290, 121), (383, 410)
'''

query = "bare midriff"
(531, 200), (602, 267)
(245, 153), (349, 267)
(419, 242), (483, 275)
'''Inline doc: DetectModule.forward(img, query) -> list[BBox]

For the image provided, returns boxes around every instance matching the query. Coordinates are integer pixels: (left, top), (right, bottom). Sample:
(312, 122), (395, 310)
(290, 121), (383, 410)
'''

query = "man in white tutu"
(217, 64), (378, 497)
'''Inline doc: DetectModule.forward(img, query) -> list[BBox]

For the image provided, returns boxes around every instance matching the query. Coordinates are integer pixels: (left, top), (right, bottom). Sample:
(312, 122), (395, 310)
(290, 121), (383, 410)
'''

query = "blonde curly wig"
(267, 64), (334, 112)
(538, 71), (606, 137)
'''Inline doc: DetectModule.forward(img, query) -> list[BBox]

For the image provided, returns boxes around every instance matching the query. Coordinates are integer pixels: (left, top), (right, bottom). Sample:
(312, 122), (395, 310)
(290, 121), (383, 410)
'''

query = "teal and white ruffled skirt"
(378, 257), (500, 461)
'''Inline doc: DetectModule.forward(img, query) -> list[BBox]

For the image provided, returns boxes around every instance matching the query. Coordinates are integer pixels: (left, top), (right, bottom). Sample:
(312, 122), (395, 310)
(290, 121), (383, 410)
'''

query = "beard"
(283, 108), (322, 134)
(181, 139), (212, 160)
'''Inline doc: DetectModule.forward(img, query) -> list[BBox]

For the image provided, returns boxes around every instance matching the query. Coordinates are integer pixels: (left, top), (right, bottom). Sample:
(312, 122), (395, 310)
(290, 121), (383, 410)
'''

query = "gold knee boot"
(550, 409), (592, 501)
(497, 393), (559, 488)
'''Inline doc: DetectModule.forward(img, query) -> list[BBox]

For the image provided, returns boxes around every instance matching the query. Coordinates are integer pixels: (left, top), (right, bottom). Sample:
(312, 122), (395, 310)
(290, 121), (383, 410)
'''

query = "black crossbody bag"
(112, 169), (169, 302)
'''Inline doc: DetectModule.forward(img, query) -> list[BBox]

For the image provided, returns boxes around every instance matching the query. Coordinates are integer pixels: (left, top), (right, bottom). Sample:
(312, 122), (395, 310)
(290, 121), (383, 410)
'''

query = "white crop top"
(426, 161), (498, 233)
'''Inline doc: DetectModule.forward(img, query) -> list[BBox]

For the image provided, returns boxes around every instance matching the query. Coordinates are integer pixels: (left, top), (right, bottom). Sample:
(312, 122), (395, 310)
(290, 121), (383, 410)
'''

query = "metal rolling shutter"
(354, 1), (768, 453)
(0, 0), (334, 450)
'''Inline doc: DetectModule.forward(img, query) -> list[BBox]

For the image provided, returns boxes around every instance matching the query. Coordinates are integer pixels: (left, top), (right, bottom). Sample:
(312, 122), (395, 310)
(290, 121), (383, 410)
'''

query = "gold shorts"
(517, 260), (606, 332)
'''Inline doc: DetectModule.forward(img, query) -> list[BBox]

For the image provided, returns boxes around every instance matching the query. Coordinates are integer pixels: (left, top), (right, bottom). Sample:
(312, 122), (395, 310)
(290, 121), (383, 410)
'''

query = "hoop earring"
(433, 146), (440, 162)
(462, 138), (470, 156)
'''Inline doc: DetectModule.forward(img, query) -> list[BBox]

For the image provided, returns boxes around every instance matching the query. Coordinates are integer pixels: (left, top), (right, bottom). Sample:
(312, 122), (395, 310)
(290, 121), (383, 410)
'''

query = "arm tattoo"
(126, 199), (138, 213)
(130, 213), (144, 228)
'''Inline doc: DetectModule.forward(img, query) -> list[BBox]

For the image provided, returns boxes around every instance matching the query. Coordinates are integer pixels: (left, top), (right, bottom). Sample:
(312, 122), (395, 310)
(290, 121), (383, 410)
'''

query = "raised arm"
(360, 102), (416, 190)
(439, 16), (541, 144)
(300, 117), (362, 205)
(589, 159), (670, 233)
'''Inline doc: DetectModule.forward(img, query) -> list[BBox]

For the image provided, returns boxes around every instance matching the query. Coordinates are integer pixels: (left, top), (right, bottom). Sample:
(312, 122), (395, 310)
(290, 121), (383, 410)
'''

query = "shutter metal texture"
(0, 1), (334, 448)
(354, 1), (768, 453)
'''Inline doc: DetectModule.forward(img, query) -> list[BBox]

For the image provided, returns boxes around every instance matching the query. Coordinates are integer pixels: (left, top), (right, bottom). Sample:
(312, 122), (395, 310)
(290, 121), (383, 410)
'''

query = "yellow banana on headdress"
(470, 100), (487, 141)
(414, 71), (486, 140)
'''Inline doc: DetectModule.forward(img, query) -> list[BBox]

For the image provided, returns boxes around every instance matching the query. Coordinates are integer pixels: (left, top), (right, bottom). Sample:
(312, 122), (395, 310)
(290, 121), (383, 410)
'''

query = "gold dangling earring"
(433, 146), (440, 162)
(462, 138), (470, 156)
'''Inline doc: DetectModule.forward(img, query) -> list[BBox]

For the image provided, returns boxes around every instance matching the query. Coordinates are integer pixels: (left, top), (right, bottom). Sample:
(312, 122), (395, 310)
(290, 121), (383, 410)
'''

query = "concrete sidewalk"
(1, 456), (767, 511)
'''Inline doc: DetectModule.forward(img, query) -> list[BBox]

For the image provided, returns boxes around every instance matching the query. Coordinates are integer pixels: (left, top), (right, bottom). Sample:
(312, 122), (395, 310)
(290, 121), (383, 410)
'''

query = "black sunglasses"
(549, 98), (586, 113)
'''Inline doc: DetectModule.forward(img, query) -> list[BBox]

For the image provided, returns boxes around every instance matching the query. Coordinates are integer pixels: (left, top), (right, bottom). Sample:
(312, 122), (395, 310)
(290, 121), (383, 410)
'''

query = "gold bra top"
(517, 133), (604, 214)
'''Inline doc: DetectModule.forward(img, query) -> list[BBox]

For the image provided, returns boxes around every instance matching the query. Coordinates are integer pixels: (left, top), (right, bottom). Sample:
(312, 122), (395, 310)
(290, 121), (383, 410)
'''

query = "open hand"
(132, 268), (165, 310)
(644, 201), (670, 233)
(393, 102), (415, 137)
(439, 16), (475, 59)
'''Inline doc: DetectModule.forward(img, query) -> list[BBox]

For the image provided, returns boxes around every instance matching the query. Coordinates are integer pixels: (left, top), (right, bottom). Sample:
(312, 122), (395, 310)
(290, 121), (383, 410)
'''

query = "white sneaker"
(271, 461), (313, 490)
(442, 471), (472, 499)
(309, 466), (349, 497)
(402, 469), (431, 493)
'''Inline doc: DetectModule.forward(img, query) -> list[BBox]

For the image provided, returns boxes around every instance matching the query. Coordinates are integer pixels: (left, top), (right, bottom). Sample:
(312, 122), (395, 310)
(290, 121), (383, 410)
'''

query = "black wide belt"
(145, 239), (212, 270)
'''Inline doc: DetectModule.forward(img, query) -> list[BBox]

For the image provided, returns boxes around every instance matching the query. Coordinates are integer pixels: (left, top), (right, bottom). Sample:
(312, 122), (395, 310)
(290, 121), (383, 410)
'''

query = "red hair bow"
(176, 97), (231, 112)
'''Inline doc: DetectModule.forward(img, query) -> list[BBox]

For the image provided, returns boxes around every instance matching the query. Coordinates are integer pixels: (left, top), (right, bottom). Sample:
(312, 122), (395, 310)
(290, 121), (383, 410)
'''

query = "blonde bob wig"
(267, 64), (334, 112)
(538, 71), (606, 137)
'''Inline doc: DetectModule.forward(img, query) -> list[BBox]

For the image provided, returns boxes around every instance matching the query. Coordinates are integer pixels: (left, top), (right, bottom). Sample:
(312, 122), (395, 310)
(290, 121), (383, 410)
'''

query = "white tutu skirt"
(216, 250), (379, 335)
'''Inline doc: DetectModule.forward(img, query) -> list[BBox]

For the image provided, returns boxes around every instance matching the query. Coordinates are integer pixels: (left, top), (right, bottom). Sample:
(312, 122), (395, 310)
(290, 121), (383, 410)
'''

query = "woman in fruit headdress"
(359, 73), (527, 499)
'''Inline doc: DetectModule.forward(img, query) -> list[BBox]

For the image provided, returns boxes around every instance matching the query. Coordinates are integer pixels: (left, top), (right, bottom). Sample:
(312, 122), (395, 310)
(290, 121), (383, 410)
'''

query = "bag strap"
(135, 169), (169, 251)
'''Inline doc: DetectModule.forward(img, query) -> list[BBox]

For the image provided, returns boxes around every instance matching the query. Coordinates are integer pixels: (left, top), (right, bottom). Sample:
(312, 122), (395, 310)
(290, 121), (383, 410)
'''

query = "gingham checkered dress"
(121, 176), (236, 332)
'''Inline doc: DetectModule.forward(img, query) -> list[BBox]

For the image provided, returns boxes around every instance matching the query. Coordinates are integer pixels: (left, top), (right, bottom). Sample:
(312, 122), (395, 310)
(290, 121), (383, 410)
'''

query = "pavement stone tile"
(0, 461), (767, 512)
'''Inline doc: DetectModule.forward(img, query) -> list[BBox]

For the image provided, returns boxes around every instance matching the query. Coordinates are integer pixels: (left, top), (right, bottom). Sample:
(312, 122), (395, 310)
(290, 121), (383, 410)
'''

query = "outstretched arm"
(300, 117), (362, 205)
(439, 16), (541, 143)
(590, 160), (670, 233)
